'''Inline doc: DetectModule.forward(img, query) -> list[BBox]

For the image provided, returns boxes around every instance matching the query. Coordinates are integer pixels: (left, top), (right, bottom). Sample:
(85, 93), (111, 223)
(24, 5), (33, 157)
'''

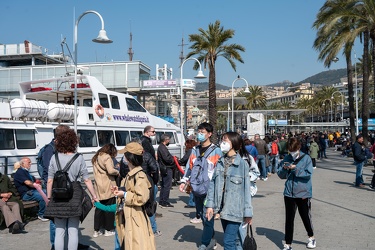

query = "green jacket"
(309, 142), (319, 159)
(0, 173), (24, 225)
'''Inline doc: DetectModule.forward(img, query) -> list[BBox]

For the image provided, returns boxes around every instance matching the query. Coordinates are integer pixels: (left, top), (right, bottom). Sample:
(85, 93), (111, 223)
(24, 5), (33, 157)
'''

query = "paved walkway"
(1, 148), (374, 249)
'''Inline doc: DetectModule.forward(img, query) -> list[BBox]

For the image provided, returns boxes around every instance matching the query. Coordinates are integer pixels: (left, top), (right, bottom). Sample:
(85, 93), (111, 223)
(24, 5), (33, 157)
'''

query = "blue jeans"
(188, 193), (195, 207)
(221, 219), (242, 250)
(115, 228), (120, 250)
(269, 155), (279, 173)
(194, 195), (215, 246)
(355, 161), (365, 186)
(50, 221), (56, 247)
(256, 155), (267, 178)
(22, 189), (46, 216)
(149, 185), (158, 233)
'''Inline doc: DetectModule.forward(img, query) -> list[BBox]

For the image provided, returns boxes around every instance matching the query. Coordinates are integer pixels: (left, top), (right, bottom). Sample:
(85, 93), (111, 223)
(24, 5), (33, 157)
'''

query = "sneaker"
(190, 217), (202, 224)
(93, 230), (103, 238)
(38, 216), (49, 222)
(307, 237), (316, 249)
(104, 230), (115, 236)
(369, 185), (375, 190)
(154, 230), (162, 237)
(207, 238), (217, 250)
(262, 177), (268, 181)
(282, 244), (292, 250)
(159, 202), (174, 208)
(313, 167), (317, 169)
(198, 244), (207, 250)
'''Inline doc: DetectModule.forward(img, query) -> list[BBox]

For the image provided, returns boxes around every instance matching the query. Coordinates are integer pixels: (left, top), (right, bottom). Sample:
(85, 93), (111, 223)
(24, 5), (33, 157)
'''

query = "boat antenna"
(128, 20), (134, 61)
(60, 37), (75, 76)
(178, 35), (187, 67)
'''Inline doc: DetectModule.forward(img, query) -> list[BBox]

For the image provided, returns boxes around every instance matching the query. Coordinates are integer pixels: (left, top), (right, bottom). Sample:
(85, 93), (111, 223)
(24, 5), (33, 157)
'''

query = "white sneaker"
(93, 230), (103, 238)
(307, 237), (316, 249)
(104, 230), (115, 236)
(37, 216), (49, 222)
(282, 244), (292, 250)
(190, 217), (202, 224)
(263, 177), (268, 181)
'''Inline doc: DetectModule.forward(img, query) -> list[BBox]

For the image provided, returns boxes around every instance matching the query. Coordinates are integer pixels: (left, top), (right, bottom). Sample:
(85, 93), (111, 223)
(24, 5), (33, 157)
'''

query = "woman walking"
(278, 137), (316, 250)
(92, 143), (119, 237)
(205, 132), (253, 249)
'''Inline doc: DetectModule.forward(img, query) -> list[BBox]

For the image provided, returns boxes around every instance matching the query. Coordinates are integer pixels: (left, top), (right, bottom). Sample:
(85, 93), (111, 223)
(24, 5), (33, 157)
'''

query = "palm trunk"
(208, 65), (218, 144)
(362, 31), (370, 145)
(346, 54), (356, 142)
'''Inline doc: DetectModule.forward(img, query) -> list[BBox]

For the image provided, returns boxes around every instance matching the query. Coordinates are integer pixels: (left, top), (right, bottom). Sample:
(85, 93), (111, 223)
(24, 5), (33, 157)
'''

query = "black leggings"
(284, 196), (314, 244)
(94, 197), (116, 231)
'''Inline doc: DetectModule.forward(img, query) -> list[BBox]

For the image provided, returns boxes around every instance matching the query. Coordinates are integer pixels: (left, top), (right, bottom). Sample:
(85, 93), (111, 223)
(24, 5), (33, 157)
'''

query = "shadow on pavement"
(256, 227), (306, 249)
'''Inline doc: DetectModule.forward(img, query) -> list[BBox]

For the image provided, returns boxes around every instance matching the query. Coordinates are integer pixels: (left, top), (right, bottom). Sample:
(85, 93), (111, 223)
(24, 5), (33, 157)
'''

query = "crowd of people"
(3, 122), (375, 250)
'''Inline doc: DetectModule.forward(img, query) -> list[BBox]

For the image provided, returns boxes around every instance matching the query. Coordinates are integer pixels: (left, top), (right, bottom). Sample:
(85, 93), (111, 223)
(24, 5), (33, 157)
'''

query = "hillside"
(195, 68), (347, 91)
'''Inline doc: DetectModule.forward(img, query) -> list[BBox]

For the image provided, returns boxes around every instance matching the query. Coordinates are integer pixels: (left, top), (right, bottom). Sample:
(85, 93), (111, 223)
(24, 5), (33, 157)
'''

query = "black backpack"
(134, 169), (157, 217)
(52, 153), (80, 200)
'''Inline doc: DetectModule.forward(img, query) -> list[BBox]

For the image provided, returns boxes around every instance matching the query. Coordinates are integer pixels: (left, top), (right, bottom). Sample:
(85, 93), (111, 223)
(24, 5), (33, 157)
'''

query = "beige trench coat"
(93, 153), (119, 200)
(116, 166), (155, 250)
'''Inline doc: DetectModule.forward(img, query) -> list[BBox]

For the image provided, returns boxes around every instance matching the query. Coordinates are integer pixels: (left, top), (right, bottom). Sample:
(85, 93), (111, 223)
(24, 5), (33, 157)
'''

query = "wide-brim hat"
(118, 142), (143, 155)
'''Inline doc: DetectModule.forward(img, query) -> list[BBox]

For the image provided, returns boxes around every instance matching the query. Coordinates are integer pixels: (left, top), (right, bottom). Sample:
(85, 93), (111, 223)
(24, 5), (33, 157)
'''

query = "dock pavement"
(1, 148), (374, 249)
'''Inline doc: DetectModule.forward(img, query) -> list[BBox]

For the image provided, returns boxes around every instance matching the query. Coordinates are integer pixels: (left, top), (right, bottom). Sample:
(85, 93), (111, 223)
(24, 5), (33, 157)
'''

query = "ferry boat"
(0, 75), (183, 176)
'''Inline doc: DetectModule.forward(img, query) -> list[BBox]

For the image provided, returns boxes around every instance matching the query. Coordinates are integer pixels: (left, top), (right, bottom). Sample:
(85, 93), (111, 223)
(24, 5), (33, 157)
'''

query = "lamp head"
(244, 86), (250, 93)
(92, 29), (113, 43)
(332, 57), (339, 63)
(194, 70), (206, 79)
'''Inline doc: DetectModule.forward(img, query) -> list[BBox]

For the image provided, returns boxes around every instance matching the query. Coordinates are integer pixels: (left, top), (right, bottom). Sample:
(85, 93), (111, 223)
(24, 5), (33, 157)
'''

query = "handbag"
(243, 224), (257, 250)
(80, 186), (93, 223)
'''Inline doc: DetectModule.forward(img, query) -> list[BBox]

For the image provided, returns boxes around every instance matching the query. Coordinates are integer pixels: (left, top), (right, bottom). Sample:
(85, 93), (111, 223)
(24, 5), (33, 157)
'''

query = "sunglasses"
(150, 131), (156, 133)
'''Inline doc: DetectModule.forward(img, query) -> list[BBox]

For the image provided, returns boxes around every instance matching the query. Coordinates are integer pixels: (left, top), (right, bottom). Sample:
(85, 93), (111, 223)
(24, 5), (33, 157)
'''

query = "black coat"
(141, 136), (155, 159)
(157, 143), (176, 168)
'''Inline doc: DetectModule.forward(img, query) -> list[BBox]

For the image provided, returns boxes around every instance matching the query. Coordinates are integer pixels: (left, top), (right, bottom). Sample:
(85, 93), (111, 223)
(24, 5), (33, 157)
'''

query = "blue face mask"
(197, 133), (206, 142)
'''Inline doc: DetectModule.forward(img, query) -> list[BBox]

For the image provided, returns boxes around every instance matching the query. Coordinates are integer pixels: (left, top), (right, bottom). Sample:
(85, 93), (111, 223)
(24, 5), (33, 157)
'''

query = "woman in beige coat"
(92, 143), (119, 237)
(114, 142), (155, 250)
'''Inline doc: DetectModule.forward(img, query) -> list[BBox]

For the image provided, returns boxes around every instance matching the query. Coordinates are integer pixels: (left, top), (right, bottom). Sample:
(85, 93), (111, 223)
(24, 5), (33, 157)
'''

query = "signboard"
(143, 80), (177, 88)
(268, 119), (288, 126)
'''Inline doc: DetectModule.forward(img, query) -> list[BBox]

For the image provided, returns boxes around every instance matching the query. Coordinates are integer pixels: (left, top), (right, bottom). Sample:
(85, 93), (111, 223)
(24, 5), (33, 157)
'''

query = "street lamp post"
(227, 103), (231, 132)
(323, 99), (333, 122)
(331, 91), (344, 121)
(231, 77), (250, 132)
(73, 10), (112, 132)
(180, 58), (205, 158)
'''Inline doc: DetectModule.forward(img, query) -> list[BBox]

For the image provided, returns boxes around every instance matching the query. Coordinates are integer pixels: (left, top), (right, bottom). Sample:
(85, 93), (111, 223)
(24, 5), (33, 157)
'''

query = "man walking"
(254, 133), (269, 181)
(352, 134), (367, 188)
(179, 122), (222, 250)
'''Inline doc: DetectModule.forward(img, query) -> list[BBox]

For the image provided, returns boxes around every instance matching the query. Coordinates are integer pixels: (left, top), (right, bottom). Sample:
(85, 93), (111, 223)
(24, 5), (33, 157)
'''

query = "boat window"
(0, 129), (15, 150)
(78, 130), (98, 147)
(98, 130), (114, 147)
(126, 98), (146, 112)
(83, 98), (92, 107)
(115, 131), (130, 146)
(99, 93), (110, 108)
(15, 129), (36, 149)
(110, 95), (120, 109)
(130, 131), (143, 141)
(154, 131), (175, 145)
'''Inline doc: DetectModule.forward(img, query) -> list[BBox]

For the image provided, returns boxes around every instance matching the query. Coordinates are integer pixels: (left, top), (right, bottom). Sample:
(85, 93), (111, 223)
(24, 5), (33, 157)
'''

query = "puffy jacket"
(309, 142), (319, 159)
(352, 142), (366, 163)
(277, 152), (313, 198)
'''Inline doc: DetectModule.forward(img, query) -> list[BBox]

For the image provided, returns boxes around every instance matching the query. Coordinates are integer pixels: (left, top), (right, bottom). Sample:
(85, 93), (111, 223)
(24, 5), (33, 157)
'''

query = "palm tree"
(186, 20), (245, 143)
(313, 0), (358, 141)
(237, 86), (267, 110)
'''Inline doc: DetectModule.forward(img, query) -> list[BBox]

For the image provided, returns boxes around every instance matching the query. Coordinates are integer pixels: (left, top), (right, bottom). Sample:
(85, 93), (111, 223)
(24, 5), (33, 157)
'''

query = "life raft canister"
(95, 104), (104, 117)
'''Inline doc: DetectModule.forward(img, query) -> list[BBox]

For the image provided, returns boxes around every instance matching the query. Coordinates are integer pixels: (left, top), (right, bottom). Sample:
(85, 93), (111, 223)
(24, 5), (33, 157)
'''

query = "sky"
(0, 0), (363, 87)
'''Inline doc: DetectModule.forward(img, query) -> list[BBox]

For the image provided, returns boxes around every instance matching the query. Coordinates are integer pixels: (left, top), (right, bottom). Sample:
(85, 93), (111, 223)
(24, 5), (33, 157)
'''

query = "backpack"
(52, 153), (80, 200)
(134, 169), (157, 217)
(271, 142), (278, 155)
(189, 145), (217, 197)
(36, 142), (54, 178)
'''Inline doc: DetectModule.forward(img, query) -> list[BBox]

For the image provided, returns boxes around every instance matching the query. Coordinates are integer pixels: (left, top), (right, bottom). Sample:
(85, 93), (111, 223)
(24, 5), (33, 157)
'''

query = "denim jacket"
(277, 152), (313, 198)
(206, 153), (253, 223)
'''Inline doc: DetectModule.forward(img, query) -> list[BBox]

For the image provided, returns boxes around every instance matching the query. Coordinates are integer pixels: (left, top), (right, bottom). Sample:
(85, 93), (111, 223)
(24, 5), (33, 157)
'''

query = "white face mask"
(220, 141), (231, 154)
(150, 135), (156, 141)
(290, 150), (299, 160)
